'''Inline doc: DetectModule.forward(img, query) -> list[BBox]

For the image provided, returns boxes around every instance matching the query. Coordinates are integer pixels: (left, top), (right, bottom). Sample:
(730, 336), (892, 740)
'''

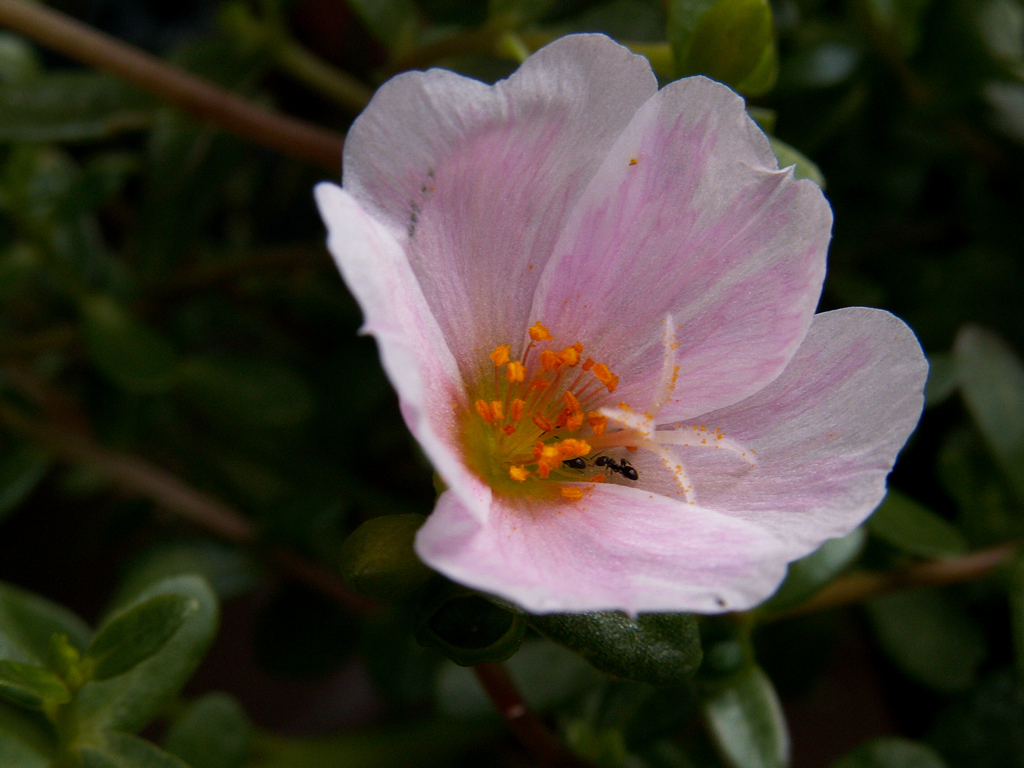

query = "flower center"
(461, 321), (626, 500)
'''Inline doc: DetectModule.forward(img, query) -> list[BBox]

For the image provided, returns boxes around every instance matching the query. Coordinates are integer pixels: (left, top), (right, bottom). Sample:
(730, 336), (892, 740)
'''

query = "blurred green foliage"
(0, 0), (1023, 766)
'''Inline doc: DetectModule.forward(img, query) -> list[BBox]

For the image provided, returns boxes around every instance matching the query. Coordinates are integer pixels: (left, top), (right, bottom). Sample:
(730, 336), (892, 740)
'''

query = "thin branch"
(0, 0), (345, 170)
(473, 662), (592, 768)
(775, 542), (1020, 619)
(0, 403), (374, 614)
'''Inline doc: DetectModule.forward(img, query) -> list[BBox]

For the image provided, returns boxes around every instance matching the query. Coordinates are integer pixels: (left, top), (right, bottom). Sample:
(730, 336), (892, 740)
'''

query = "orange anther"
(626, 445), (638, 452)
(559, 346), (581, 366)
(530, 378), (550, 391)
(565, 411), (584, 431)
(506, 361), (526, 382)
(532, 413), (553, 432)
(510, 398), (525, 422)
(503, 425), (517, 435)
(587, 413), (607, 436)
(529, 322), (553, 342)
(560, 486), (584, 500)
(509, 465), (529, 482)
(582, 357), (594, 371)
(540, 349), (561, 371)
(557, 439), (591, 459)
(475, 399), (494, 424)
(605, 375), (619, 393)
(490, 400), (504, 421)
(562, 391), (581, 412)
(490, 345), (510, 366)
(592, 362), (614, 385)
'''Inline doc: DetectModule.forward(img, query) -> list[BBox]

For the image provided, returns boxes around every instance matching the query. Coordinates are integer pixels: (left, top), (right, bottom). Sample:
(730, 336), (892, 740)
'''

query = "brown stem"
(473, 662), (591, 768)
(0, 403), (374, 614)
(775, 542), (1020, 619)
(0, 0), (344, 170)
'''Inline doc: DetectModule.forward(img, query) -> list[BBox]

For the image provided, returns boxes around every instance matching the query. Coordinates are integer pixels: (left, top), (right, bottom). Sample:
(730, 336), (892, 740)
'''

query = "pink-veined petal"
(532, 76), (831, 420)
(416, 483), (791, 615)
(343, 35), (657, 375)
(314, 183), (490, 520)
(662, 307), (927, 553)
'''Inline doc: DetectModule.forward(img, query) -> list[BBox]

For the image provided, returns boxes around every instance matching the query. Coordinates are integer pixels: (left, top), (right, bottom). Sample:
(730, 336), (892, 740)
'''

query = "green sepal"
(414, 582), (526, 666)
(529, 611), (702, 686)
(84, 594), (200, 682)
(0, 660), (71, 709)
(700, 662), (789, 768)
(339, 514), (433, 601)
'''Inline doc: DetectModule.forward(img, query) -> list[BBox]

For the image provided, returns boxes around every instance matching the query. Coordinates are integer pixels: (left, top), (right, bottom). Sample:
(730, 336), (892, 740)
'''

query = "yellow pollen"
(506, 360), (526, 382)
(529, 322), (553, 341)
(540, 349), (561, 371)
(509, 465), (529, 482)
(559, 345), (582, 366)
(490, 400), (504, 420)
(490, 345), (510, 366)
(560, 487), (584, 500)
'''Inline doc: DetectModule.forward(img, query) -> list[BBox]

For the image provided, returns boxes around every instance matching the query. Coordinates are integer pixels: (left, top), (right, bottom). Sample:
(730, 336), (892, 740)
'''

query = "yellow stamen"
(490, 345), (510, 367)
(506, 361), (526, 382)
(509, 465), (529, 482)
(510, 398), (525, 422)
(475, 399), (494, 424)
(559, 345), (581, 366)
(490, 400), (504, 421)
(540, 349), (561, 371)
(529, 322), (553, 341)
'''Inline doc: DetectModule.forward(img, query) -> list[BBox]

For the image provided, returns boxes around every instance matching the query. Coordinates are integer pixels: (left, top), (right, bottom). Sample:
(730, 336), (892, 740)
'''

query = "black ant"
(562, 457), (587, 470)
(594, 455), (639, 481)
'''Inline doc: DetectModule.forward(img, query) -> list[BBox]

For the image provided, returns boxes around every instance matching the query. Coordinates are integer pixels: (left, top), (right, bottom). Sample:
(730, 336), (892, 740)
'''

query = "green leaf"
(115, 542), (260, 604)
(762, 527), (867, 612)
(78, 731), (191, 768)
(1010, 554), (1024, 682)
(954, 325), (1024, 502)
(0, 660), (70, 709)
(81, 295), (179, 394)
(0, 32), (41, 85)
(735, 34), (779, 96)
(866, 587), (985, 692)
(0, 700), (56, 768)
(768, 136), (826, 187)
(340, 514), (433, 601)
(867, 490), (968, 558)
(924, 353), (958, 408)
(670, 0), (775, 90)
(163, 692), (253, 768)
(864, 0), (931, 58)
(178, 357), (314, 428)
(701, 663), (789, 768)
(489, 0), (558, 24)
(0, 582), (92, 667)
(831, 737), (948, 768)
(71, 576), (218, 735)
(529, 611), (702, 686)
(0, 72), (153, 143)
(85, 594), (199, 682)
(929, 670), (1024, 768)
(0, 447), (50, 523)
(346, 0), (419, 50)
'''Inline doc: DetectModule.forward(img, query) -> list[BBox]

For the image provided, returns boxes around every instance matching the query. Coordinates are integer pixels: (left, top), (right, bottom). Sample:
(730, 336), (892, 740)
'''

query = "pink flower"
(315, 34), (927, 615)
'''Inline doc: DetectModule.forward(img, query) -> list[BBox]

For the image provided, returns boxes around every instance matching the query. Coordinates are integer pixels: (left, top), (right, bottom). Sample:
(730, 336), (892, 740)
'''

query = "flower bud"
(339, 514), (433, 601)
